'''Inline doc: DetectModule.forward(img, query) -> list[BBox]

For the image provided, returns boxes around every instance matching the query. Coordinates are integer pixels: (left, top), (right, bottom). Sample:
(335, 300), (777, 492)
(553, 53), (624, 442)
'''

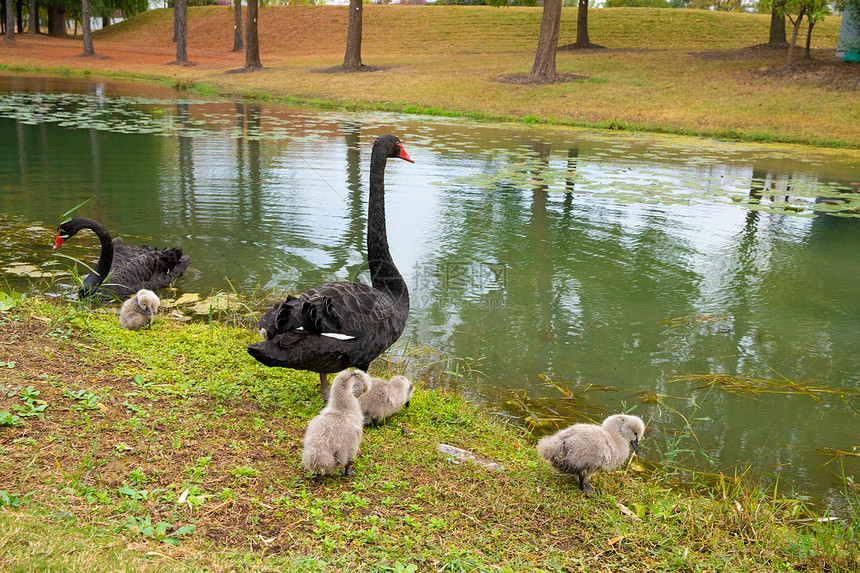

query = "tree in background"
(81, 0), (94, 55)
(173, 0), (190, 63)
(573, 0), (591, 47)
(29, 0), (37, 33)
(529, 0), (561, 81)
(231, 0), (242, 52)
(342, 0), (363, 69)
(768, 0), (788, 46)
(47, 1), (66, 36)
(802, 0), (828, 57)
(244, 0), (261, 70)
(4, 0), (15, 42)
(773, 0), (828, 64)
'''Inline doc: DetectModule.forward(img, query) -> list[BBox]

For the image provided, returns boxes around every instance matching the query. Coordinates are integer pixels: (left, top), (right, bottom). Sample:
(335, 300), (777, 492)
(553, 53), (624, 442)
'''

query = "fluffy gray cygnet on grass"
(119, 289), (160, 330)
(302, 370), (372, 476)
(358, 375), (414, 426)
(536, 414), (645, 495)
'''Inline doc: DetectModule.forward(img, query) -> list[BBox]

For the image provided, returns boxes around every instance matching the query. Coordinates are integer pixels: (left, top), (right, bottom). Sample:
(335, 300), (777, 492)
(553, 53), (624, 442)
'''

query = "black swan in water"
(53, 217), (190, 300)
(248, 134), (414, 400)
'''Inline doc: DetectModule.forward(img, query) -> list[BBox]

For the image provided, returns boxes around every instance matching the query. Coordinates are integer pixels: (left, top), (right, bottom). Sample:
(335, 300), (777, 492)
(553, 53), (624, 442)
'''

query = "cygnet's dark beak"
(631, 438), (640, 454)
(146, 308), (153, 316)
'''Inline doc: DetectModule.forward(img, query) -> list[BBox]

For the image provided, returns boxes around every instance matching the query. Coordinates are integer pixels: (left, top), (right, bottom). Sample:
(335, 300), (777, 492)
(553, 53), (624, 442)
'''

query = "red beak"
(53, 231), (65, 250)
(398, 144), (415, 164)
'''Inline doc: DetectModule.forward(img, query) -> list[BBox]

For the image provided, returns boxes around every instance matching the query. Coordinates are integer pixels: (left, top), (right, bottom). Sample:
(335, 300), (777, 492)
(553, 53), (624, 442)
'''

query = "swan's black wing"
(85, 247), (190, 300)
(249, 281), (408, 374)
(111, 238), (155, 265)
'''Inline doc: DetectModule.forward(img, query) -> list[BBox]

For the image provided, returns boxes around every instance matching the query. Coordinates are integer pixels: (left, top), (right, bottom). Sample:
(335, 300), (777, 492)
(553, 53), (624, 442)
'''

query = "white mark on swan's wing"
(321, 332), (356, 340)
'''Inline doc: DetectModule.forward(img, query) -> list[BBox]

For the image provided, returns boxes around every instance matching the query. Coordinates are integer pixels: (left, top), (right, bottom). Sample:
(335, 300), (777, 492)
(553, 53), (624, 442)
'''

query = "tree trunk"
(768, 3), (787, 47)
(81, 0), (94, 56)
(28, 0), (37, 33)
(174, 0), (188, 63)
(47, 4), (65, 37)
(575, 0), (589, 46)
(786, 9), (805, 66)
(16, 0), (22, 33)
(231, 0), (242, 52)
(530, 0), (561, 81)
(804, 19), (814, 58)
(343, 0), (363, 69)
(244, 0), (262, 70)
(4, 0), (14, 43)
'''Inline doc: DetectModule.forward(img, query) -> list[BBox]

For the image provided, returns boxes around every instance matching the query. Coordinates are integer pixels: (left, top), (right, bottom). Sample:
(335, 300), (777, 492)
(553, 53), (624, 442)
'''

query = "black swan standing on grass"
(248, 134), (414, 400)
(53, 217), (190, 300)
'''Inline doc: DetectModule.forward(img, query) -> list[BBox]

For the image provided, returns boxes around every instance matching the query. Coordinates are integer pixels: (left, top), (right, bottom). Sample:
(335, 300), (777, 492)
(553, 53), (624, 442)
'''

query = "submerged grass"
(1, 293), (858, 571)
(667, 370), (860, 400)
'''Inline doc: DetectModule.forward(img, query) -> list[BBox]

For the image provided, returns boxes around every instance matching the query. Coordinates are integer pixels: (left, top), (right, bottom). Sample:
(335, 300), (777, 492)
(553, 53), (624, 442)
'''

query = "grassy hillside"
(96, 6), (841, 54)
(1, 6), (857, 147)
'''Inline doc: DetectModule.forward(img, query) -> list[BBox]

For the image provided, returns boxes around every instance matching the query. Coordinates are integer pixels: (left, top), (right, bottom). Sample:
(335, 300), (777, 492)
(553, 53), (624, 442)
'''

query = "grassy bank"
(0, 6), (857, 148)
(0, 294), (858, 572)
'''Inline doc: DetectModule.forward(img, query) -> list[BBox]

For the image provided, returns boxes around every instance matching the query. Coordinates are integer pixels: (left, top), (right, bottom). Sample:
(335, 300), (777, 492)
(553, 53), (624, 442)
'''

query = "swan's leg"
(320, 372), (330, 401)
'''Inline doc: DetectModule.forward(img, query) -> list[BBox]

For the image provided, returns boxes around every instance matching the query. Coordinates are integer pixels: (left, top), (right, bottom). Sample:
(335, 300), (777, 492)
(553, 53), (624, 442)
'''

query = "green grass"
(0, 293), (858, 571)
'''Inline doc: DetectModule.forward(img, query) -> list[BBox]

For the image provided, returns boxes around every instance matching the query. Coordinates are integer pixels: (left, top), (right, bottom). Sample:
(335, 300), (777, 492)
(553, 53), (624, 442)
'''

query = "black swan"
(536, 414), (645, 496)
(248, 134), (414, 400)
(53, 217), (190, 300)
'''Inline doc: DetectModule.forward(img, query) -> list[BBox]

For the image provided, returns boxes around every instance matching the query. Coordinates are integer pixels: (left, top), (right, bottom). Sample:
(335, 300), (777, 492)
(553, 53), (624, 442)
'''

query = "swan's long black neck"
(367, 147), (408, 304)
(62, 218), (114, 286)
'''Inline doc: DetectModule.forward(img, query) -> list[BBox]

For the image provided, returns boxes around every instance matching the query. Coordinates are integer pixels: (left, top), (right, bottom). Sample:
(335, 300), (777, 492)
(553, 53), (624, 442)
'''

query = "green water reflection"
(1, 74), (858, 514)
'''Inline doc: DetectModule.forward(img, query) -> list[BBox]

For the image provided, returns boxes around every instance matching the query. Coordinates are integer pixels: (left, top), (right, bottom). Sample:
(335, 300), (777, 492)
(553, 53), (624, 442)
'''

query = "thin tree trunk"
(804, 19), (814, 58)
(244, 0), (261, 70)
(82, 0), (94, 56)
(575, 0), (589, 46)
(343, 0), (363, 69)
(28, 0), (36, 33)
(174, 0), (188, 63)
(786, 9), (805, 66)
(16, 0), (22, 33)
(530, 0), (561, 81)
(4, 0), (14, 43)
(768, 3), (787, 46)
(231, 0), (242, 52)
(102, 16), (109, 28)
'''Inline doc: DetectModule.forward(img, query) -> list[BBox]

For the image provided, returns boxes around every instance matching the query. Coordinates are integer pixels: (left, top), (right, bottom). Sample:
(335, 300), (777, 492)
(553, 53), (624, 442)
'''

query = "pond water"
(1, 74), (858, 514)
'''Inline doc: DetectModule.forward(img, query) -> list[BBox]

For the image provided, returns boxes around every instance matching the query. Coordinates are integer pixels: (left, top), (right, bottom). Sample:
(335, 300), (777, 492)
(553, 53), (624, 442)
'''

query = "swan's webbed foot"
(340, 462), (355, 477)
(579, 474), (595, 497)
